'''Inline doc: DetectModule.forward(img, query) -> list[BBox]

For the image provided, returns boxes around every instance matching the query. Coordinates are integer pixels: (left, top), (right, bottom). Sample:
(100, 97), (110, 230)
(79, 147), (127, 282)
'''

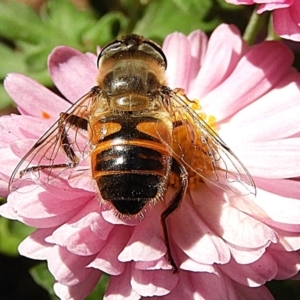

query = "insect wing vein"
(165, 90), (256, 197)
(9, 90), (96, 192)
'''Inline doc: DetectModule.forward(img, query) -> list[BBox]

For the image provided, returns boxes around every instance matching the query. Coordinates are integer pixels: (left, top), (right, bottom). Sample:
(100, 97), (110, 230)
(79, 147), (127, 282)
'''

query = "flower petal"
(54, 270), (101, 300)
(104, 265), (140, 300)
(220, 72), (300, 143)
(273, 7), (300, 41)
(202, 41), (294, 120)
(170, 193), (230, 265)
(234, 283), (274, 300)
(8, 186), (88, 227)
(219, 253), (278, 287)
(131, 269), (178, 297)
(18, 228), (54, 260)
(163, 32), (192, 90)
(88, 226), (129, 275)
(48, 46), (97, 102)
(192, 189), (277, 250)
(162, 270), (238, 300)
(48, 245), (95, 286)
(4, 73), (69, 120)
(119, 204), (167, 263)
(189, 24), (245, 98)
(186, 29), (208, 85)
(232, 139), (300, 178)
(268, 248), (300, 279)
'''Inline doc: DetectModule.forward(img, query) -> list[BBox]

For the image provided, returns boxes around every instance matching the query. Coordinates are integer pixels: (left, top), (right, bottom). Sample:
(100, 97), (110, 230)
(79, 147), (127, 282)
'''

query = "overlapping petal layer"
(1, 24), (300, 299)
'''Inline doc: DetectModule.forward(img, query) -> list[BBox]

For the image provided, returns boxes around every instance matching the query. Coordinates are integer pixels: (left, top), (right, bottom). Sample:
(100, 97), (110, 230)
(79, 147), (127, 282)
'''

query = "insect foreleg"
(161, 158), (188, 273)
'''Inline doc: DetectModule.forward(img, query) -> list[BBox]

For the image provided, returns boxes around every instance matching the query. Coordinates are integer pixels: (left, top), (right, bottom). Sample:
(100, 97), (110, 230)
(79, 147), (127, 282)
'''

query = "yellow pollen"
(169, 94), (217, 190)
(187, 98), (216, 131)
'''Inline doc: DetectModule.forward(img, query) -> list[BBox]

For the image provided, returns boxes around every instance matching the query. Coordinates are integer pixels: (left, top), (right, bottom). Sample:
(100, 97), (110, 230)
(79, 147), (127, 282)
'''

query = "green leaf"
(169, 0), (211, 15)
(30, 263), (58, 300)
(0, 84), (14, 110)
(0, 2), (49, 43)
(214, 0), (245, 10)
(0, 43), (27, 78)
(82, 12), (129, 49)
(86, 274), (110, 300)
(133, 0), (220, 42)
(0, 218), (34, 256)
(42, 0), (96, 48)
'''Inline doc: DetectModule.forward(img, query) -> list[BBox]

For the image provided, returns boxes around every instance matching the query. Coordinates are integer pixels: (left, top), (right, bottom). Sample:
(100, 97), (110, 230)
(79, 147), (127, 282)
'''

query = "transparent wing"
(164, 88), (256, 197)
(9, 88), (98, 192)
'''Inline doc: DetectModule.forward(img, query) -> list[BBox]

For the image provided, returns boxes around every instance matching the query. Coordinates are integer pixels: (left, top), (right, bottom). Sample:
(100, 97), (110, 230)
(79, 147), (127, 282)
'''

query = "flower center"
(169, 96), (217, 190)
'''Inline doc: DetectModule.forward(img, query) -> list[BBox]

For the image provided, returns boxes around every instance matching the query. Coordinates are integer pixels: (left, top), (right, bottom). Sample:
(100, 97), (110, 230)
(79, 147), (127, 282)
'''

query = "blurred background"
(0, 0), (300, 299)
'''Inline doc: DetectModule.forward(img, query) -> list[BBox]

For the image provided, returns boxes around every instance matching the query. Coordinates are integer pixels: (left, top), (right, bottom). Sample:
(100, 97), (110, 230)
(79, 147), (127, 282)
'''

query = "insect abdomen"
(90, 115), (172, 215)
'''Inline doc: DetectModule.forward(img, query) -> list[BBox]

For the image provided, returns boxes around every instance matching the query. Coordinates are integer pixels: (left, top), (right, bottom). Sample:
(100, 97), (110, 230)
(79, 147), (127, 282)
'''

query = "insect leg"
(20, 113), (88, 177)
(161, 158), (188, 273)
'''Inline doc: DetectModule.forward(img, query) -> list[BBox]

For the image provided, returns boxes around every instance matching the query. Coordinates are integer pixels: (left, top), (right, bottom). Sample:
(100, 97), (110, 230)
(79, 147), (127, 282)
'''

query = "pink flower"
(1, 24), (300, 299)
(225, 0), (300, 41)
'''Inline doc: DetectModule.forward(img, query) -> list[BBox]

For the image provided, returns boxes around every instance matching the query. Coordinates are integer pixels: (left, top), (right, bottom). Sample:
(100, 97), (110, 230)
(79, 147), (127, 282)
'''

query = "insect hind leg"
(161, 158), (188, 273)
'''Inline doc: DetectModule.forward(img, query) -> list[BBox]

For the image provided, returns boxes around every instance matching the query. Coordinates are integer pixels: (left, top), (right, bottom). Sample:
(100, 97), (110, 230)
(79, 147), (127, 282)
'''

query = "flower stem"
(243, 6), (270, 45)
(266, 14), (281, 41)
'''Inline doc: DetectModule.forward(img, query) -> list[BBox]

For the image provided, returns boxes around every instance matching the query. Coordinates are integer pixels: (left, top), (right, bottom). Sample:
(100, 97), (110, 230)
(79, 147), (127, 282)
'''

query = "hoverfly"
(9, 34), (256, 272)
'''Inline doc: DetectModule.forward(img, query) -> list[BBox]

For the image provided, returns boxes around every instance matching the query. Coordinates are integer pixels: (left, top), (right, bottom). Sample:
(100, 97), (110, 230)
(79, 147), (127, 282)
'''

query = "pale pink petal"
(0, 203), (18, 220)
(7, 186), (88, 227)
(187, 30), (208, 66)
(219, 253), (278, 287)
(48, 46), (98, 102)
(0, 148), (19, 180)
(18, 228), (54, 259)
(104, 265), (140, 300)
(135, 257), (172, 271)
(186, 30), (208, 83)
(0, 115), (50, 142)
(9, 186), (88, 219)
(119, 204), (166, 263)
(234, 283), (274, 300)
(271, 228), (300, 251)
(68, 169), (97, 193)
(54, 270), (101, 300)
(202, 41), (294, 120)
(179, 255), (219, 273)
(131, 269), (178, 297)
(47, 200), (113, 246)
(225, 0), (254, 4)
(4, 73), (69, 120)
(65, 226), (106, 256)
(232, 139), (300, 178)
(220, 72), (300, 143)
(48, 245), (96, 286)
(89, 226), (130, 275)
(0, 181), (9, 197)
(226, 0), (300, 41)
(226, 243), (270, 264)
(253, 188), (300, 227)
(273, 7), (300, 41)
(163, 33), (192, 90)
(189, 24), (246, 98)
(191, 189), (277, 250)
(170, 194), (230, 265)
(161, 270), (238, 300)
(258, 2), (292, 13)
(268, 248), (300, 279)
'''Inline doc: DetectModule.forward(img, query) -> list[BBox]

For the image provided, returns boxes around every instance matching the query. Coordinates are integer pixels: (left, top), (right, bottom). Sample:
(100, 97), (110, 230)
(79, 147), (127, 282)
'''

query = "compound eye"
(97, 40), (122, 67)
